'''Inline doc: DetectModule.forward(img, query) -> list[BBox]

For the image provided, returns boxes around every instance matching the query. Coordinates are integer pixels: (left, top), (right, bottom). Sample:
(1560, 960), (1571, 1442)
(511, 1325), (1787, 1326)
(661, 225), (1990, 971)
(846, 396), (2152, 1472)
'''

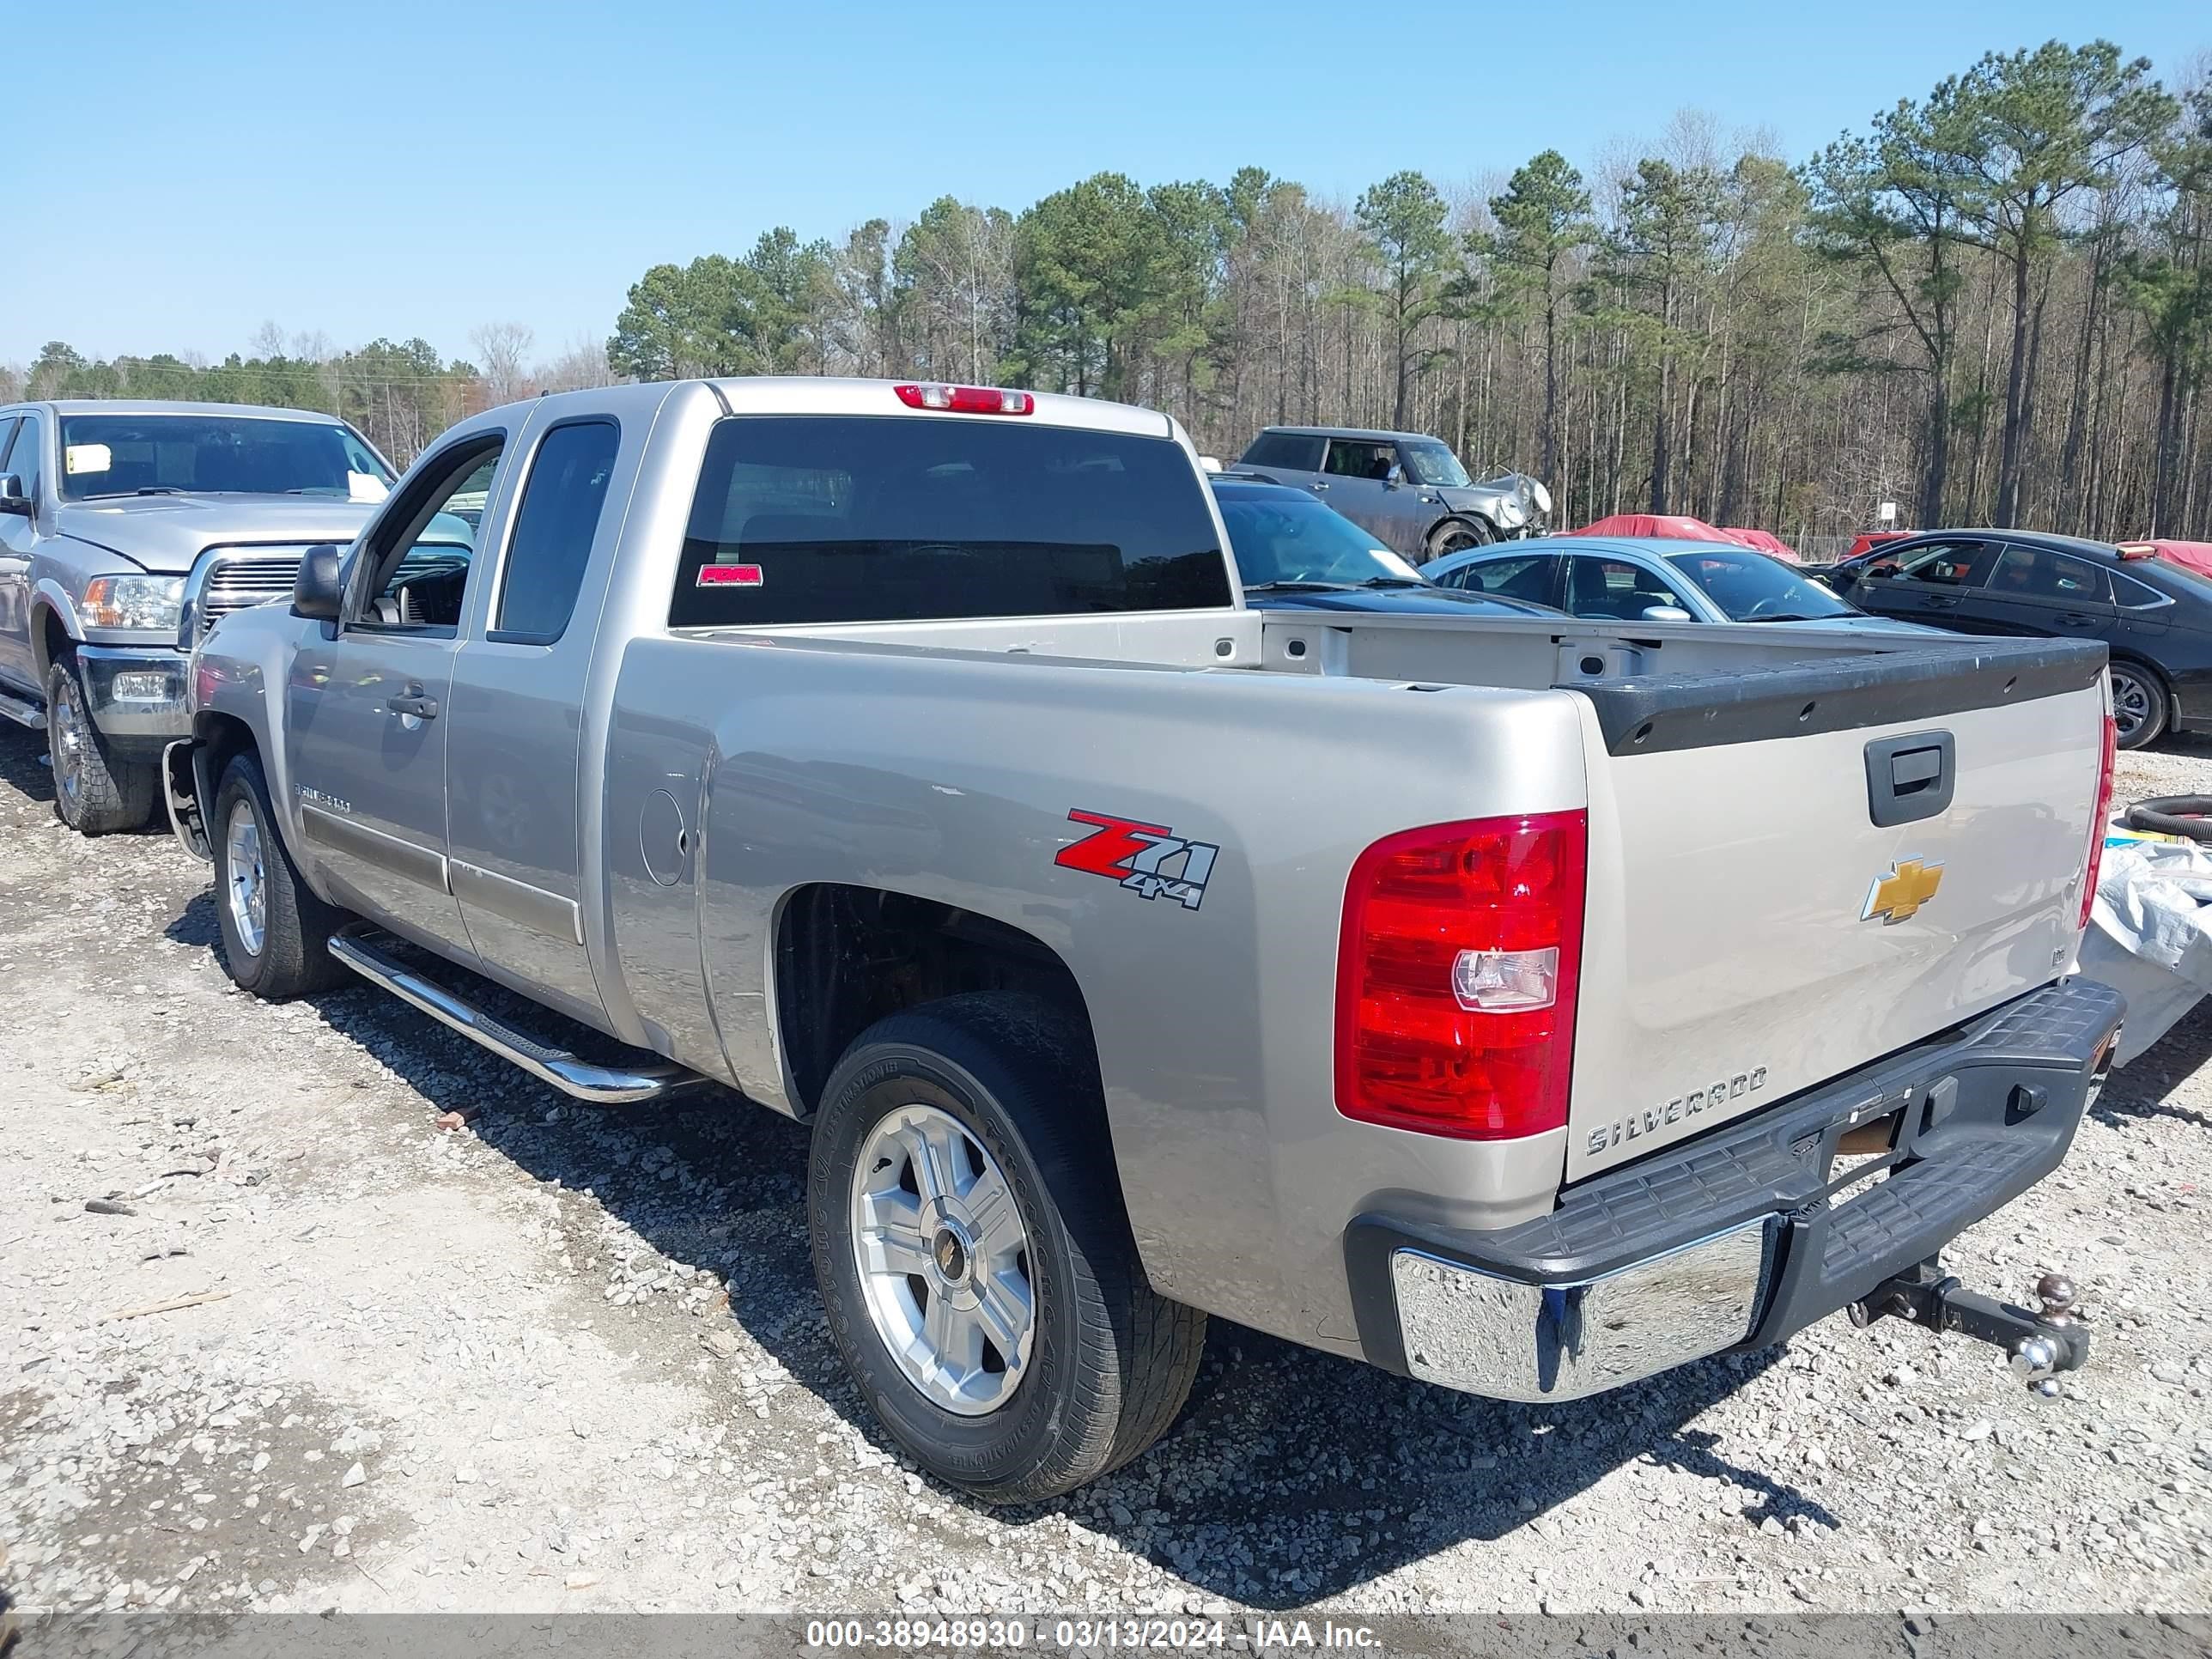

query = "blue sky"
(11, 0), (2205, 368)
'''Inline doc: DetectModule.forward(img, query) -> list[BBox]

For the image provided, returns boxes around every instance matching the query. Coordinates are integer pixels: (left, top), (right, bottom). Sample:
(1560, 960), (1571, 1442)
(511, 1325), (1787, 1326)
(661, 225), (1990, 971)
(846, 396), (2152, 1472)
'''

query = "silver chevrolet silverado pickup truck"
(0, 400), (394, 833)
(168, 376), (2122, 1503)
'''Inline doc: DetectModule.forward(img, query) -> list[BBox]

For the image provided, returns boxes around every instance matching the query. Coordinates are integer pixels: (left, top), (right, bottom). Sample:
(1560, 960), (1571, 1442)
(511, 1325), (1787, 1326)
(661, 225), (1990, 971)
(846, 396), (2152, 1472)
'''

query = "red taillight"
(1335, 811), (1588, 1139)
(2078, 708), (2118, 933)
(892, 382), (1034, 415)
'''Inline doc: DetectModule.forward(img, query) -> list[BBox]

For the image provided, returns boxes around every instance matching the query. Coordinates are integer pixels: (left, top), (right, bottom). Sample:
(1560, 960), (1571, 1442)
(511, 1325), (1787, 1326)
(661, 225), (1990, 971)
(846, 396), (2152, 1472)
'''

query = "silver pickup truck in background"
(170, 376), (2120, 1503)
(0, 401), (394, 833)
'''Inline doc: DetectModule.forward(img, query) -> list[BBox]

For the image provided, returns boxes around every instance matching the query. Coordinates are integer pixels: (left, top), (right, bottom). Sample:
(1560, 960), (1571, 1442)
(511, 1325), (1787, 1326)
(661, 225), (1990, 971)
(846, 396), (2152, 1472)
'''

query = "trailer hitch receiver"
(1848, 1266), (2089, 1395)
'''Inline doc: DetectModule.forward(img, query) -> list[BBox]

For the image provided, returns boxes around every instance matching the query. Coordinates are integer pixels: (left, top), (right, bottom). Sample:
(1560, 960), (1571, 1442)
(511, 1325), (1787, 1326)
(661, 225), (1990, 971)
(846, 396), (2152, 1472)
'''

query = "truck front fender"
(29, 580), (85, 678)
(184, 611), (331, 907)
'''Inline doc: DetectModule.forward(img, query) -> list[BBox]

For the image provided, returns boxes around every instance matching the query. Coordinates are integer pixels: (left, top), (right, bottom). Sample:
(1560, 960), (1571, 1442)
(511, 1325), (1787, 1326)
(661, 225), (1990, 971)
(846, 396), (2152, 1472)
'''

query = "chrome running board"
(0, 689), (42, 730)
(328, 929), (708, 1105)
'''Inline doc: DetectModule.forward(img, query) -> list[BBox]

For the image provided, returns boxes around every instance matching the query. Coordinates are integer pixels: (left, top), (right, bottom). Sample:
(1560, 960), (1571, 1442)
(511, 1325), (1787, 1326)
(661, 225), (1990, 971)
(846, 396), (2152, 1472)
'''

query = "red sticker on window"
(696, 563), (763, 587)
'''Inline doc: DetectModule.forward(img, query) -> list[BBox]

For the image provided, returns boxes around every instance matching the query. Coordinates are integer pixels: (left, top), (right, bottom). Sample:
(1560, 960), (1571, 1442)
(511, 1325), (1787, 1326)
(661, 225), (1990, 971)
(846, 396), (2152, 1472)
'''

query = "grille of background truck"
(193, 549), (311, 645)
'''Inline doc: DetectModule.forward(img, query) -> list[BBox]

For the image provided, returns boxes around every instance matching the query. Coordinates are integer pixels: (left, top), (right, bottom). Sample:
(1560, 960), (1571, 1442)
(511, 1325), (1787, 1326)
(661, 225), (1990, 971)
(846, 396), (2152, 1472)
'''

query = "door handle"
(386, 685), (441, 720)
(1310, 481), (1329, 491)
(2057, 612), (2095, 627)
(1921, 595), (1961, 609)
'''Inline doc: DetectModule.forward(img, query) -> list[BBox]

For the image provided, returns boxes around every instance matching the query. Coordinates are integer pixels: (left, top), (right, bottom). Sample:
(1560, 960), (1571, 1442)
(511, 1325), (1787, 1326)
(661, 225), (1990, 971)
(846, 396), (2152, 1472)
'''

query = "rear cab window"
(671, 416), (1231, 627)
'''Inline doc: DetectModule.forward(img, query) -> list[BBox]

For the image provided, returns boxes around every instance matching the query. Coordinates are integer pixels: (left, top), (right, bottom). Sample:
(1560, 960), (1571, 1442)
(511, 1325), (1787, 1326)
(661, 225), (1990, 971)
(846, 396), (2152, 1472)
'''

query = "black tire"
(2125, 795), (2212, 841)
(210, 750), (349, 1000)
(808, 993), (1206, 1504)
(46, 649), (157, 836)
(2109, 661), (2169, 750)
(1425, 517), (1496, 562)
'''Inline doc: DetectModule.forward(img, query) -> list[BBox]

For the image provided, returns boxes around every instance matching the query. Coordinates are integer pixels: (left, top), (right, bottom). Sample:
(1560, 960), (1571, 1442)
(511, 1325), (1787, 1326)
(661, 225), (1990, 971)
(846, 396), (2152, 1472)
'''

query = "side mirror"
(1640, 605), (1694, 623)
(292, 543), (344, 623)
(1383, 463), (1406, 485)
(0, 474), (29, 516)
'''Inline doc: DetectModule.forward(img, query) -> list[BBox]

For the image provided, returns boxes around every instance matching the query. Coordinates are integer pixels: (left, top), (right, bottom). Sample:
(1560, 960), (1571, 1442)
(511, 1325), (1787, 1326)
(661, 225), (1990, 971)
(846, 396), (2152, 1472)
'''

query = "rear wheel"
(46, 649), (156, 836)
(1425, 517), (1495, 562)
(211, 751), (349, 1000)
(808, 994), (1205, 1503)
(2109, 661), (2169, 750)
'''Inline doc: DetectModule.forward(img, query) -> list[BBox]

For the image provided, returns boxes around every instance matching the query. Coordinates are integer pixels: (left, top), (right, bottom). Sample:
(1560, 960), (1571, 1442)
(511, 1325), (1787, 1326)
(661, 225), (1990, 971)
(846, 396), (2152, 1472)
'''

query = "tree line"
(0, 326), (613, 469)
(9, 36), (2209, 545)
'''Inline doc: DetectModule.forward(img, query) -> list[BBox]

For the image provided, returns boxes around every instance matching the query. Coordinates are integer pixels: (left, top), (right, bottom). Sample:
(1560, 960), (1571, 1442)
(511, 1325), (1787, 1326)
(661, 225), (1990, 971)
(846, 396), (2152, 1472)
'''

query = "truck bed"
(607, 604), (2105, 1349)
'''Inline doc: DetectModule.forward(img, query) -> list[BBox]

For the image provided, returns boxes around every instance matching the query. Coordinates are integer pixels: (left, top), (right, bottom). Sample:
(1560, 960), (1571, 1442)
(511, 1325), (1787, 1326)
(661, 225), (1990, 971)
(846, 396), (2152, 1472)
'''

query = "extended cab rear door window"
(670, 416), (1230, 626)
(490, 420), (620, 643)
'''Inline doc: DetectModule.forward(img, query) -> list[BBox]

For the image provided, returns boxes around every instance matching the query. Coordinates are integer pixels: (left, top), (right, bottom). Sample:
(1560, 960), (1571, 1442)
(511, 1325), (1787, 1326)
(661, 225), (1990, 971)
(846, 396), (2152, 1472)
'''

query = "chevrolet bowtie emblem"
(1863, 858), (1944, 924)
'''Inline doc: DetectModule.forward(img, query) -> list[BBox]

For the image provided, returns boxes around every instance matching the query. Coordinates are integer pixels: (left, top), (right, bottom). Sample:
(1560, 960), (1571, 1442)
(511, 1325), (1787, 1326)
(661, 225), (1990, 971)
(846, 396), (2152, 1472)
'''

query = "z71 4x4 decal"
(1054, 809), (1219, 911)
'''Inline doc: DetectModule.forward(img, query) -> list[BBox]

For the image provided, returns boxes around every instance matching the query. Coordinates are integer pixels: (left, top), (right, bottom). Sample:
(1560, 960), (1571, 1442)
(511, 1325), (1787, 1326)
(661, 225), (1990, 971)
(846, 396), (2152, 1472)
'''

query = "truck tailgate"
(1563, 638), (2109, 1182)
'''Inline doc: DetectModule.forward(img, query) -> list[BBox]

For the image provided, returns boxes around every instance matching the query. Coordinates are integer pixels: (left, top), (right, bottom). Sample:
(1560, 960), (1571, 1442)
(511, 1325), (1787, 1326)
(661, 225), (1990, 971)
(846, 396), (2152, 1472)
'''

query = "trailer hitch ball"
(2011, 1274), (2081, 1395)
(2035, 1273), (2077, 1322)
(2010, 1332), (2063, 1383)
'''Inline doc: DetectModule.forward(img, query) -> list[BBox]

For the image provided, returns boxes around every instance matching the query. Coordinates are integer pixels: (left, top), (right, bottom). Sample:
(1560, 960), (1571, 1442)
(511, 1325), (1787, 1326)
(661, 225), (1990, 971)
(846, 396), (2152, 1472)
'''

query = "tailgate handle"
(1865, 731), (1954, 827)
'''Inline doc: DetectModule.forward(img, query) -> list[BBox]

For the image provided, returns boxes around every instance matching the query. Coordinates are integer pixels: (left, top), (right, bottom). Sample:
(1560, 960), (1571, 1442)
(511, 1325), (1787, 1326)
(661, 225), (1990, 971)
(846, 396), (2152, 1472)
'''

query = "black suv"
(1826, 528), (2212, 748)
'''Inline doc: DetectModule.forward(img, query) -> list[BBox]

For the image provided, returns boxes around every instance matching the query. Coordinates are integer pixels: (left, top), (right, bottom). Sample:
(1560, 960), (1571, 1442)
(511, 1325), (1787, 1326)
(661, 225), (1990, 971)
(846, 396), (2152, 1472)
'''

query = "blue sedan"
(1424, 536), (1941, 634)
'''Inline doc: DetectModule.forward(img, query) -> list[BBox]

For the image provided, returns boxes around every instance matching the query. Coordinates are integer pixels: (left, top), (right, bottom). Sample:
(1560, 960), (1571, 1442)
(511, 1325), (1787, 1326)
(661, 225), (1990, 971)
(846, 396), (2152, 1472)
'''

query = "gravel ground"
(1, 719), (2209, 1629)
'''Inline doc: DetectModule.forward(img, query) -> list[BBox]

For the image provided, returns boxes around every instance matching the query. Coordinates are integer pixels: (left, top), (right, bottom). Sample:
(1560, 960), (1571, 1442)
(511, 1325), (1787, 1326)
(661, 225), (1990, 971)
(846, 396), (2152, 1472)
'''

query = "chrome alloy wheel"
(848, 1103), (1035, 1415)
(51, 677), (86, 809)
(2111, 667), (2154, 744)
(223, 798), (268, 957)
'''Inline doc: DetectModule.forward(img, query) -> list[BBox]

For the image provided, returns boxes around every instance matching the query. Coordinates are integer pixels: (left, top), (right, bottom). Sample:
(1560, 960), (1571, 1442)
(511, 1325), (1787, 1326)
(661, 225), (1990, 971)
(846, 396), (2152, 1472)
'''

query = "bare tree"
(532, 334), (618, 392)
(470, 321), (538, 405)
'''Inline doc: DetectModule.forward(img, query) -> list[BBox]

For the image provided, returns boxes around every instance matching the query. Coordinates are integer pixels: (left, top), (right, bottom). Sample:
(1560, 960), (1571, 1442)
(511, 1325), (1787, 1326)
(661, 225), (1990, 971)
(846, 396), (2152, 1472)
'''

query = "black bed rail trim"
(1564, 635), (2106, 756)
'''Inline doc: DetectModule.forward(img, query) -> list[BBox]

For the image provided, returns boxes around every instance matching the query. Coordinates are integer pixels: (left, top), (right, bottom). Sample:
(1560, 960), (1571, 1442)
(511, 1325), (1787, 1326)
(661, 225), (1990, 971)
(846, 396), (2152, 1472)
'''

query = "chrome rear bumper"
(1390, 1217), (1775, 1402)
(1346, 976), (2124, 1402)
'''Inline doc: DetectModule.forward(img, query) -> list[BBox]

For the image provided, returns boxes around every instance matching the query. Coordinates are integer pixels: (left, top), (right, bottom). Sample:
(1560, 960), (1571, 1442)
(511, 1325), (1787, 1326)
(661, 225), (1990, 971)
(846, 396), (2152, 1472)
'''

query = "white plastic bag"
(2091, 837), (2212, 988)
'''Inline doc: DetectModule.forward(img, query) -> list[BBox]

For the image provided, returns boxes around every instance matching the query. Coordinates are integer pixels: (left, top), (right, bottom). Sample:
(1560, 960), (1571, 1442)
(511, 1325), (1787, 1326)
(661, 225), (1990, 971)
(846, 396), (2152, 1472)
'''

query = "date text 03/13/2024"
(801, 1618), (1383, 1651)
